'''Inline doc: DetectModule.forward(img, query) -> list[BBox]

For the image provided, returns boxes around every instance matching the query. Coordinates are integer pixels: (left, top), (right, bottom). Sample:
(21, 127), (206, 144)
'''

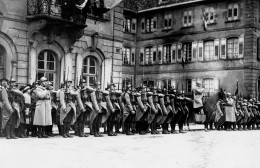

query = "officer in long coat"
(0, 78), (10, 137)
(33, 77), (52, 138)
(193, 81), (204, 114)
(59, 80), (78, 138)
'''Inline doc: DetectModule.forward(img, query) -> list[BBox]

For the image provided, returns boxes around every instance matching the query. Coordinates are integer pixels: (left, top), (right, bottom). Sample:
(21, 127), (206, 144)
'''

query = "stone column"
(28, 41), (37, 84)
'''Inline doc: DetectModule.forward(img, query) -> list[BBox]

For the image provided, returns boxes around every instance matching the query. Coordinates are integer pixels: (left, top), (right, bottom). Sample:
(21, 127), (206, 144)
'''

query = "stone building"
(1, 0), (260, 99)
(0, 0), (123, 90)
(123, 0), (260, 99)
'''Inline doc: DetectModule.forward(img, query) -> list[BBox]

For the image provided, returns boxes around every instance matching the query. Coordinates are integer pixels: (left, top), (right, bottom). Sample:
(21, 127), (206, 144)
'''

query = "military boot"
(66, 124), (73, 138)
(6, 125), (11, 139)
(10, 124), (18, 139)
(62, 125), (67, 138)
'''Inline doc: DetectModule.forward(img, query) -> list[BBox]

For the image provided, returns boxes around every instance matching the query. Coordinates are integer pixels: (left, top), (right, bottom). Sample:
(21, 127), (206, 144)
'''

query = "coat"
(59, 88), (77, 125)
(33, 86), (52, 126)
(1, 87), (16, 129)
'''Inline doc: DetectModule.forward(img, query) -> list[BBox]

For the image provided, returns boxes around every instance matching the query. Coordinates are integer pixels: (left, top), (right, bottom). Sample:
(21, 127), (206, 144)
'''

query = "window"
(227, 3), (239, 21)
(37, 50), (56, 88)
(183, 11), (193, 27)
(143, 80), (155, 88)
(145, 47), (153, 64)
(204, 41), (214, 61)
(186, 79), (192, 93)
(163, 45), (172, 63)
(82, 57), (98, 87)
(204, 7), (215, 24)
(146, 18), (153, 32)
(0, 45), (5, 78)
(122, 78), (130, 90)
(123, 47), (131, 65)
(183, 42), (192, 62)
(227, 38), (239, 59)
(162, 79), (172, 90)
(163, 14), (172, 29)
(125, 18), (131, 32)
(203, 78), (219, 94)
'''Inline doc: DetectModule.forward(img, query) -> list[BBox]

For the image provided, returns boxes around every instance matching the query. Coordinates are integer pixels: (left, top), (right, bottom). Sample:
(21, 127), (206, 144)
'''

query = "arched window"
(37, 50), (57, 87)
(0, 45), (6, 78)
(82, 57), (98, 87)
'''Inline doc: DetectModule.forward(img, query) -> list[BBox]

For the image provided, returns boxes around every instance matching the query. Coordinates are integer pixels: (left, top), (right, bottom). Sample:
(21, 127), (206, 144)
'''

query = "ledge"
(181, 25), (195, 29)
(225, 19), (241, 23)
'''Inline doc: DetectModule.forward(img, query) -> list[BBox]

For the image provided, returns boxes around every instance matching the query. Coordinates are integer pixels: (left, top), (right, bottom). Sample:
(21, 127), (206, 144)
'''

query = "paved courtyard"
(0, 125), (260, 168)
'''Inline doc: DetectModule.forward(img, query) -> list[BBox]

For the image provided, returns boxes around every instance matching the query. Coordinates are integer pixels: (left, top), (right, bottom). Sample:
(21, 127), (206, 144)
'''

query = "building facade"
(1, 0), (260, 99)
(123, 0), (260, 99)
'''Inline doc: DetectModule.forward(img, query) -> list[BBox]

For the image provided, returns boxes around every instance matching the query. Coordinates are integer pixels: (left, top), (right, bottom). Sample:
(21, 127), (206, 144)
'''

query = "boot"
(62, 125), (67, 138)
(32, 125), (38, 137)
(10, 124), (18, 139)
(178, 124), (187, 133)
(47, 125), (55, 137)
(81, 123), (88, 137)
(6, 125), (11, 139)
(19, 125), (26, 138)
(66, 124), (73, 138)
(37, 126), (43, 138)
(41, 127), (49, 138)
(108, 123), (113, 136)
(74, 122), (79, 136)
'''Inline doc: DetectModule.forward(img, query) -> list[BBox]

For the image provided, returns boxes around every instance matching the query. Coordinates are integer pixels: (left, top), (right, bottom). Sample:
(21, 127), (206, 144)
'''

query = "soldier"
(59, 79), (77, 138)
(147, 90), (158, 134)
(46, 81), (56, 137)
(135, 89), (146, 135)
(56, 82), (64, 136)
(0, 78), (9, 137)
(158, 91), (170, 134)
(20, 85), (31, 138)
(221, 93), (237, 131)
(122, 84), (135, 135)
(33, 77), (52, 138)
(235, 98), (244, 131)
(193, 81), (204, 116)
(3, 78), (24, 139)
(241, 99), (250, 131)
(30, 81), (40, 137)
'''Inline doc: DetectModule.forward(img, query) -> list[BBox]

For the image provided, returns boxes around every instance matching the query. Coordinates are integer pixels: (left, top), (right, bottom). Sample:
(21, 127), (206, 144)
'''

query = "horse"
(202, 89), (227, 131)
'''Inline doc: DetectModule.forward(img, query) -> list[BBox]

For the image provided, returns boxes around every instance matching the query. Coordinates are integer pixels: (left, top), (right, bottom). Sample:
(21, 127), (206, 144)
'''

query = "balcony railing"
(28, 0), (62, 17)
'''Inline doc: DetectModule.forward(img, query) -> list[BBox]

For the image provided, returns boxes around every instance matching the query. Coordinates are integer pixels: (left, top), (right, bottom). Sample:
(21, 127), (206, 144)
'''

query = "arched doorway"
(0, 45), (6, 78)
(37, 50), (57, 88)
(82, 56), (99, 87)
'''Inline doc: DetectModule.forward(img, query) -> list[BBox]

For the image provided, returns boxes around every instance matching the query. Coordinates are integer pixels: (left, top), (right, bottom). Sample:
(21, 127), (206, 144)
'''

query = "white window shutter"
(131, 48), (135, 65)
(131, 18), (137, 33)
(123, 18), (125, 31)
(238, 34), (244, 58)
(189, 10), (193, 26)
(141, 18), (145, 33)
(171, 79), (176, 89)
(220, 38), (226, 59)
(177, 43), (182, 62)
(210, 7), (215, 23)
(168, 14), (172, 29)
(183, 11), (187, 27)
(234, 3), (239, 20)
(122, 48), (125, 63)
(214, 39), (220, 60)
(145, 48), (149, 65)
(198, 41), (204, 61)
(157, 81), (162, 89)
(191, 78), (197, 90)
(192, 41), (198, 62)
(228, 4), (233, 21)
(163, 46), (166, 63)
(158, 45), (163, 64)
(171, 44), (176, 63)
(153, 16), (157, 31)
(213, 78), (219, 92)
(152, 46), (157, 63)
(140, 47), (144, 65)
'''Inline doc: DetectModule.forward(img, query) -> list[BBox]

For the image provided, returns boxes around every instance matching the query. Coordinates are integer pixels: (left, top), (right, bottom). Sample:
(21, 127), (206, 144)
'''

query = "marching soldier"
(59, 79), (77, 138)
(33, 77), (52, 138)
(135, 87), (147, 135)
(147, 90), (158, 134)
(123, 84), (135, 135)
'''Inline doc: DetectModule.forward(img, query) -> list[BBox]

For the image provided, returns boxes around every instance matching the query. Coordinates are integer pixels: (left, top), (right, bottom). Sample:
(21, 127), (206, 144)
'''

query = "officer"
(33, 77), (52, 138)
(59, 79), (77, 138)
(193, 81), (204, 115)
(20, 85), (31, 138)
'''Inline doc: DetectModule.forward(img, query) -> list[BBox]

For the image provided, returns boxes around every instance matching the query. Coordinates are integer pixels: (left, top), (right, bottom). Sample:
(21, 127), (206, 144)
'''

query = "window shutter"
(153, 16), (157, 31)
(238, 34), (244, 58)
(131, 18), (137, 33)
(171, 79), (176, 89)
(168, 14), (172, 29)
(158, 45), (163, 64)
(234, 3), (239, 20)
(122, 48), (125, 63)
(189, 10), (193, 26)
(214, 39), (220, 60)
(171, 44), (176, 63)
(228, 4), (233, 21)
(131, 48), (135, 65)
(213, 78), (219, 92)
(163, 14), (168, 29)
(210, 7), (215, 23)
(153, 46), (157, 63)
(192, 41), (198, 62)
(257, 38), (260, 60)
(198, 41), (203, 61)
(220, 38), (226, 59)
(141, 18), (145, 33)
(157, 81), (162, 89)
(123, 18), (126, 31)
(177, 43), (182, 62)
(140, 48), (144, 65)
(163, 46), (166, 63)
(191, 79), (197, 90)
(183, 11), (187, 27)
(145, 48), (149, 65)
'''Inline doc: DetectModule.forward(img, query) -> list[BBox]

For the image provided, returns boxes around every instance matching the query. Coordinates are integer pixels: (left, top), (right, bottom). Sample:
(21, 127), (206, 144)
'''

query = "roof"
(123, 0), (206, 13)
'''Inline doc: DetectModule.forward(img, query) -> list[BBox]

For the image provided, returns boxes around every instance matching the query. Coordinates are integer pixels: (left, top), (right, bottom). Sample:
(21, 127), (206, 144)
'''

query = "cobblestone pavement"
(0, 125), (260, 168)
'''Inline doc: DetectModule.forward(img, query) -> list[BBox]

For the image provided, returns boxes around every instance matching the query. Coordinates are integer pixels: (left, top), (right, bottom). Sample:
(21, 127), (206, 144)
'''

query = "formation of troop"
(0, 77), (260, 140)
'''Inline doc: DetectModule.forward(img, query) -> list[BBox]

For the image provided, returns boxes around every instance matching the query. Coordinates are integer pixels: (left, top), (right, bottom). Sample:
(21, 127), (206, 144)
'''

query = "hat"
(226, 92), (231, 96)
(0, 78), (8, 83)
(196, 81), (202, 85)
(147, 92), (153, 96)
(158, 93), (164, 97)
(9, 77), (16, 83)
(40, 77), (48, 82)
(102, 90), (109, 96)
(135, 92), (141, 97)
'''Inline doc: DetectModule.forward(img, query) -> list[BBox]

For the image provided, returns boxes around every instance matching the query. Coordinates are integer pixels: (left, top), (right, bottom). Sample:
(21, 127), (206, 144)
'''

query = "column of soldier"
(0, 77), (260, 140)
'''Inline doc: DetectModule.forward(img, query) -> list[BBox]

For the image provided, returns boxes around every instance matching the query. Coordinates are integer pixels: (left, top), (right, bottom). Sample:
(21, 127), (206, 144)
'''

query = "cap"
(9, 77), (16, 83)
(40, 77), (48, 82)
(23, 86), (30, 93)
(102, 90), (109, 95)
(0, 78), (9, 83)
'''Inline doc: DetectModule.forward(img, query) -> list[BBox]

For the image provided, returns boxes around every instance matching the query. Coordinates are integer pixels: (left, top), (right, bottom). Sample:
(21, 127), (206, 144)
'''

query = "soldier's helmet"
(9, 77), (16, 83)
(226, 92), (231, 97)
(196, 81), (202, 86)
(23, 86), (31, 93)
(0, 78), (9, 83)
(40, 77), (48, 83)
